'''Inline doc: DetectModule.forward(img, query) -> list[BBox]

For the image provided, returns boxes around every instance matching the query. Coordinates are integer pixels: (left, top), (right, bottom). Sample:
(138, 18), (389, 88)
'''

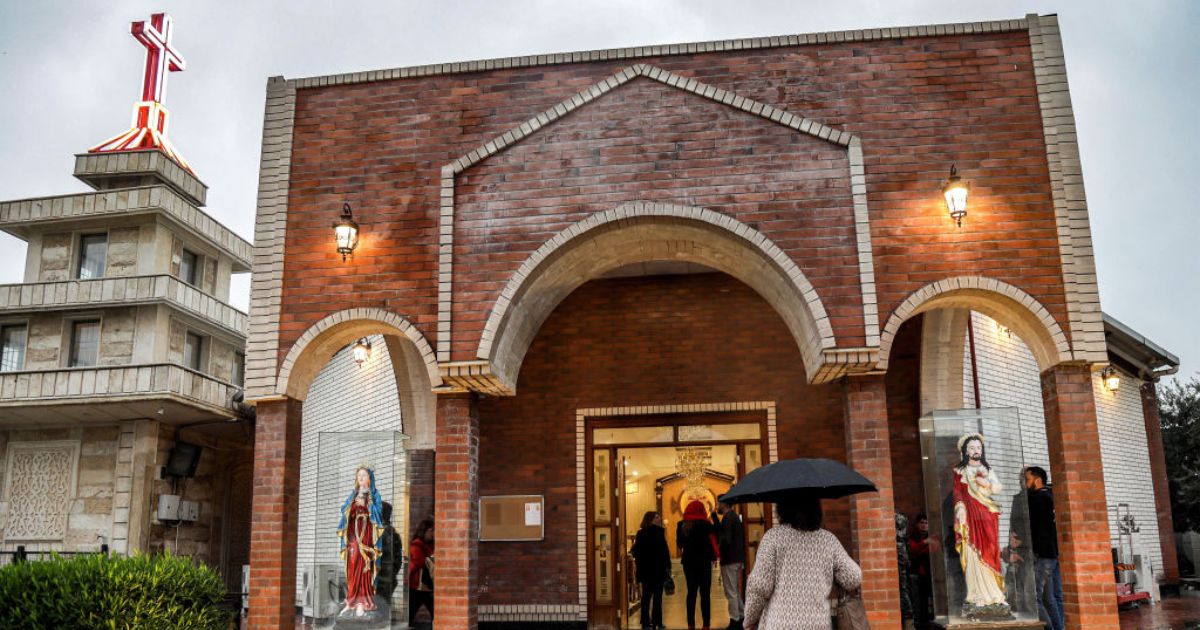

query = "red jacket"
(682, 500), (720, 562)
(408, 538), (431, 589)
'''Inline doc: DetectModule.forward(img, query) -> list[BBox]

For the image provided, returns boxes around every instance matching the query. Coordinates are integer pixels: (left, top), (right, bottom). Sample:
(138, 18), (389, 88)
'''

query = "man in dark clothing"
(715, 501), (745, 630)
(1025, 466), (1065, 630)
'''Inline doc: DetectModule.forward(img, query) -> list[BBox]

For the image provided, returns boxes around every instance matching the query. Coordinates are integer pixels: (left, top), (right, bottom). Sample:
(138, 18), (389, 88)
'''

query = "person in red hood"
(679, 500), (719, 630)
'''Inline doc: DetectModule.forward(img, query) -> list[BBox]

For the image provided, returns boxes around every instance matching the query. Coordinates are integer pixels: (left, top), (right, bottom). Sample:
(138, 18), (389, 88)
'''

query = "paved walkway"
(1119, 592), (1200, 630)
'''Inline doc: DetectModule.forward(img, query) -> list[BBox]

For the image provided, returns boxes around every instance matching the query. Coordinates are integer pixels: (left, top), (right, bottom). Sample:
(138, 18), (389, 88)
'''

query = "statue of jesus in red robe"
(952, 433), (1009, 616)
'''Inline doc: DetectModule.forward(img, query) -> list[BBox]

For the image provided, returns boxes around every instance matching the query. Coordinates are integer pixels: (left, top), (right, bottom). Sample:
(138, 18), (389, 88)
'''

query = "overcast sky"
(0, 1), (1196, 381)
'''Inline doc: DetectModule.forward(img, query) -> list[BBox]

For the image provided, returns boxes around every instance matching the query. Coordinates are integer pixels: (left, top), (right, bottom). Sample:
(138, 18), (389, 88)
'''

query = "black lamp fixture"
(1101, 365), (1121, 392)
(942, 165), (970, 227)
(352, 337), (372, 367)
(333, 202), (360, 261)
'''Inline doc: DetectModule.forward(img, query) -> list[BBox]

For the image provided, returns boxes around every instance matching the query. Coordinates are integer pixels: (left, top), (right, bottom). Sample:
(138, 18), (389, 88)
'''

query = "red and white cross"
(132, 13), (186, 104)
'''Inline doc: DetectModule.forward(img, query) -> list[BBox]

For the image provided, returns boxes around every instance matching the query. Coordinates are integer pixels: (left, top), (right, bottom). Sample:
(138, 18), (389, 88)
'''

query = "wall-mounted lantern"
(333, 203), (359, 261)
(1101, 365), (1121, 392)
(942, 165), (970, 227)
(352, 337), (372, 367)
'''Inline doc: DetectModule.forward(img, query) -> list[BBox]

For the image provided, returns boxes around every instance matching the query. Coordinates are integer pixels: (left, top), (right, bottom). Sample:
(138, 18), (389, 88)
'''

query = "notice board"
(479, 495), (544, 541)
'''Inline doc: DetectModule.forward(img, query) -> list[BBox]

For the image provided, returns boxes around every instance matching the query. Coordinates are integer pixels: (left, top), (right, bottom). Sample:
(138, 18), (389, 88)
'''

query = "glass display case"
(306, 431), (409, 629)
(919, 409), (1040, 628)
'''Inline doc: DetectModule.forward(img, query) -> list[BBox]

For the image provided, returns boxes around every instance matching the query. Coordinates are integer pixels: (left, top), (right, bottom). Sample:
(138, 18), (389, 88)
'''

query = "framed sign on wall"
(479, 495), (545, 541)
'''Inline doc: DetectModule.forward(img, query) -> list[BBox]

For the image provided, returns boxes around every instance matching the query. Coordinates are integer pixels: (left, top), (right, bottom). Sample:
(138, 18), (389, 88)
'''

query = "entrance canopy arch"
(876, 276), (1073, 374)
(275, 307), (441, 448)
(477, 201), (838, 392)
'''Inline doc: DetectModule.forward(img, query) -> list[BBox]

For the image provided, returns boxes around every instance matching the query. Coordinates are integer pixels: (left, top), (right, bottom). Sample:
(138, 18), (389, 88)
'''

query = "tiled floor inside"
(635, 562), (731, 630)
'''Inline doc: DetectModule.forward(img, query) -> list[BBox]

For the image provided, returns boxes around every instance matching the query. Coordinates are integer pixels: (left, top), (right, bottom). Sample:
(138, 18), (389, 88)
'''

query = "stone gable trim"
(440, 65), (877, 369)
(284, 18), (1029, 90)
(1027, 14), (1106, 364)
(574, 401), (778, 620)
(245, 78), (297, 401)
(876, 275), (1072, 371)
(274, 307), (439, 401)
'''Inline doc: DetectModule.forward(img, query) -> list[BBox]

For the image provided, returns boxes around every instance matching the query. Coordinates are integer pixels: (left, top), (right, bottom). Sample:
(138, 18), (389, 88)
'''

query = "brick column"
(247, 397), (303, 629)
(407, 448), (437, 536)
(1141, 381), (1180, 585)
(434, 392), (480, 630)
(843, 374), (902, 629)
(1040, 364), (1119, 629)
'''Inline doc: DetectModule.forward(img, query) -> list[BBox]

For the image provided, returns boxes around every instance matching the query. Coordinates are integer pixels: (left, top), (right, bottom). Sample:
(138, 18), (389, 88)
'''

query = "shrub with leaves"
(0, 552), (230, 630)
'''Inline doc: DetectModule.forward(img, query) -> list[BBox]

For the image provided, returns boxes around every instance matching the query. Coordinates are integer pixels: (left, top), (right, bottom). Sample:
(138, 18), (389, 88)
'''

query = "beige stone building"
(0, 149), (254, 590)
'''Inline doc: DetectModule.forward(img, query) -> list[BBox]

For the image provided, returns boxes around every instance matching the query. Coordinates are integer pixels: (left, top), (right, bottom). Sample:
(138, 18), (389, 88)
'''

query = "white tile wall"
(963, 312), (1164, 583)
(293, 335), (403, 600)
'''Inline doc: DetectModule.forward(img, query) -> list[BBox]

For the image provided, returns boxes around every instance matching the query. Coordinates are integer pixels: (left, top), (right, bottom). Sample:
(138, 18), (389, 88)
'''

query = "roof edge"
(276, 16), (1032, 90)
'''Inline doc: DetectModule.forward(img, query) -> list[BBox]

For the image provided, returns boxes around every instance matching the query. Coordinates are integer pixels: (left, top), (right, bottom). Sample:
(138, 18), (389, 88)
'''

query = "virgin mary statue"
(338, 465), (386, 617)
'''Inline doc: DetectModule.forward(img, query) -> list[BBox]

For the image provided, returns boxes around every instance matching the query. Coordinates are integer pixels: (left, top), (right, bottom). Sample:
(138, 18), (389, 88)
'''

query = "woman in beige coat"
(744, 497), (862, 630)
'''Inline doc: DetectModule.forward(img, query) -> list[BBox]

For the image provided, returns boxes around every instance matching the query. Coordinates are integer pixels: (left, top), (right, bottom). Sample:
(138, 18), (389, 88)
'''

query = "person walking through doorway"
(715, 501), (746, 629)
(1025, 466), (1065, 630)
(632, 511), (671, 629)
(408, 518), (435, 628)
(743, 496), (861, 630)
(679, 499), (719, 630)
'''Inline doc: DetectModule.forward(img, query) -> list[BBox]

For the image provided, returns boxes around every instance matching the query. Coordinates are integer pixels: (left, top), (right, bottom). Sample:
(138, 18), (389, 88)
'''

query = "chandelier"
(675, 447), (712, 500)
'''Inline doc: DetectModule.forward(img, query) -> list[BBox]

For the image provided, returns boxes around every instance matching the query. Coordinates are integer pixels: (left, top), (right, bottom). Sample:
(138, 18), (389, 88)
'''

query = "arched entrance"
(246, 309), (440, 628)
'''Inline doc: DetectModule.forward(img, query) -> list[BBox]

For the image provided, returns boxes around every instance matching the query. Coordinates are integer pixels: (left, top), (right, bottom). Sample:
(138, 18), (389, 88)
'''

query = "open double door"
(587, 417), (772, 629)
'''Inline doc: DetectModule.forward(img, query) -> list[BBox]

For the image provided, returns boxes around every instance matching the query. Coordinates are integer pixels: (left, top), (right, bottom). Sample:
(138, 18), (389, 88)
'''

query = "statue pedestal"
(935, 621), (1044, 630)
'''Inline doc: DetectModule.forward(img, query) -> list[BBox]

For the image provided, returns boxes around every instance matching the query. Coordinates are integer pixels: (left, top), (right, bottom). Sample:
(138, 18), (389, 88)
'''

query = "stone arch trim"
(876, 276), (1073, 372)
(438, 64), (879, 368)
(275, 307), (440, 401)
(476, 201), (839, 393)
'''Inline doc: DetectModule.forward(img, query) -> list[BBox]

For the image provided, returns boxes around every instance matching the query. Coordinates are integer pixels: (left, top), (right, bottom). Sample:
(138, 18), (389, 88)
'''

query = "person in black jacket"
(680, 500), (718, 630)
(1024, 466), (1064, 630)
(632, 511), (671, 629)
(715, 501), (746, 630)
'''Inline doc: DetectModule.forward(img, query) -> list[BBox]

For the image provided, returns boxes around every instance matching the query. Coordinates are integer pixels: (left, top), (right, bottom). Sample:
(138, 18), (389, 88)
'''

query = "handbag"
(663, 573), (676, 596)
(835, 588), (869, 630)
(419, 556), (435, 591)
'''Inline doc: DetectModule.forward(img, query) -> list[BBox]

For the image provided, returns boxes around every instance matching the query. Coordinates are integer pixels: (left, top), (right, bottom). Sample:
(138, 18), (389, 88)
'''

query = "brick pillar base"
(843, 374), (902, 629)
(247, 397), (303, 629)
(1041, 365), (1119, 629)
(434, 393), (480, 630)
(407, 448), (436, 537)
(1141, 382), (1180, 585)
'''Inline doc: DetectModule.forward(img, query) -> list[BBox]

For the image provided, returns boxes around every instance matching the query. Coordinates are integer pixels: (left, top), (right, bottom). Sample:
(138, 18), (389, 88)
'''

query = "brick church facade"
(243, 14), (1177, 629)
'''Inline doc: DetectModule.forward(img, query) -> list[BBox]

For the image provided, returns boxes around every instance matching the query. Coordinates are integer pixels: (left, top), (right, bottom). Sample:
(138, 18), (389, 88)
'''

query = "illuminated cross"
(89, 12), (193, 173)
(132, 13), (186, 104)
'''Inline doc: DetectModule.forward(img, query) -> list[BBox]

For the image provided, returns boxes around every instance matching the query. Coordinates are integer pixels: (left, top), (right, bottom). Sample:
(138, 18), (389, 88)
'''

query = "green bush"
(0, 552), (231, 630)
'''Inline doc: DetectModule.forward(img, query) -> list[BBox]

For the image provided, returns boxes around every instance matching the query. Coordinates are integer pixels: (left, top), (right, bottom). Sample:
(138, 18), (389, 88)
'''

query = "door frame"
(577, 402), (778, 629)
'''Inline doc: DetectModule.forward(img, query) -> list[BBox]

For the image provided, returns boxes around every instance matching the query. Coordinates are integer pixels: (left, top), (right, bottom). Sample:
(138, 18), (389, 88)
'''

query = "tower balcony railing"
(0, 274), (247, 338)
(0, 362), (241, 422)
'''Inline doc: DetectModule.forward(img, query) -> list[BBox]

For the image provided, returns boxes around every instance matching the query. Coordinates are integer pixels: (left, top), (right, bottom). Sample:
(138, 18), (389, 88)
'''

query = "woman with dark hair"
(631, 511), (671, 629)
(743, 497), (861, 630)
(678, 500), (719, 630)
(408, 518), (435, 626)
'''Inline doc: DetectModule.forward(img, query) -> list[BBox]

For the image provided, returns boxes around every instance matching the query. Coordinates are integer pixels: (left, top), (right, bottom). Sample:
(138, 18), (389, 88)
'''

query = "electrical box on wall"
(157, 495), (199, 522)
(158, 494), (181, 520)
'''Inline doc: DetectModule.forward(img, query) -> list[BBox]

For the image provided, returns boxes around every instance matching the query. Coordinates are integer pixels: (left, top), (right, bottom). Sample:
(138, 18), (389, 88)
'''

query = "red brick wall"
(277, 29), (1071, 365)
(1041, 365), (1119, 629)
(451, 76), (857, 358)
(886, 315), (925, 519)
(475, 272), (852, 606)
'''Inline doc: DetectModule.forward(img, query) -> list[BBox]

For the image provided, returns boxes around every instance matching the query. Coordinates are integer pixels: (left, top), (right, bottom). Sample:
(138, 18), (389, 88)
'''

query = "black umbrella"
(718, 458), (877, 503)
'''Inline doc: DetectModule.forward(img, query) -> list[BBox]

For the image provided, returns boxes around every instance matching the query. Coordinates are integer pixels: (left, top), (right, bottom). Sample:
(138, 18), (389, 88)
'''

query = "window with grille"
(69, 320), (100, 367)
(1, 324), (27, 371)
(179, 249), (199, 286)
(76, 234), (107, 279)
